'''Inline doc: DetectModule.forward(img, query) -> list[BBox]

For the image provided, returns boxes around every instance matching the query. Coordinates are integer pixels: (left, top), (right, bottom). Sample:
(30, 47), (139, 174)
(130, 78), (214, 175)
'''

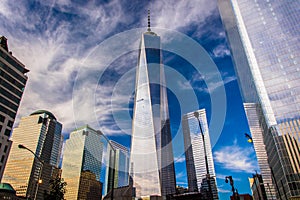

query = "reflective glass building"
(2, 110), (63, 199)
(130, 18), (176, 197)
(0, 36), (29, 180)
(107, 140), (129, 188)
(182, 109), (218, 199)
(218, 1), (300, 199)
(61, 125), (115, 199)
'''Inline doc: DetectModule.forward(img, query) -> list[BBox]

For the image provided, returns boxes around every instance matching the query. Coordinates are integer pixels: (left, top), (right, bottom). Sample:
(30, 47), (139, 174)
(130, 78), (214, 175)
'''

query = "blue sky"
(0, 0), (260, 199)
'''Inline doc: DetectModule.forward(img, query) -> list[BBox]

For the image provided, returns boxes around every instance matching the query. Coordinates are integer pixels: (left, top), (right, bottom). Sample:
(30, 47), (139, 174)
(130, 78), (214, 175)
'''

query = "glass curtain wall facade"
(61, 125), (115, 199)
(182, 109), (218, 199)
(218, 0), (300, 199)
(108, 140), (130, 188)
(0, 36), (29, 180)
(130, 26), (176, 197)
(2, 110), (63, 199)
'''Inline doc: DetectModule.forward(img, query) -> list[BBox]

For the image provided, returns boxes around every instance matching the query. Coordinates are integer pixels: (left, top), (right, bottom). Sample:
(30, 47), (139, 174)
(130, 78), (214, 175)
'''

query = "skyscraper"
(62, 125), (103, 200)
(61, 125), (116, 199)
(130, 12), (176, 197)
(2, 110), (63, 199)
(218, 1), (300, 199)
(0, 36), (29, 180)
(182, 109), (218, 199)
(107, 140), (130, 188)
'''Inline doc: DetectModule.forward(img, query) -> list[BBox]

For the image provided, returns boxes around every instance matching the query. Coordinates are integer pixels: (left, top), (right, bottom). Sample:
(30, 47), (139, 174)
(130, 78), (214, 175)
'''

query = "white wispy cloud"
(217, 187), (232, 193)
(0, 0), (224, 136)
(213, 142), (259, 173)
(211, 44), (231, 58)
(187, 71), (236, 94)
(175, 171), (185, 180)
(151, 0), (217, 33)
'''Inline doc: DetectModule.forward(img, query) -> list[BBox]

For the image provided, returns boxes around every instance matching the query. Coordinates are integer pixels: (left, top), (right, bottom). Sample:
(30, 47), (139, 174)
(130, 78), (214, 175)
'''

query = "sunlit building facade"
(62, 125), (115, 199)
(78, 170), (102, 200)
(130, 18), (176, 197)
(2, 110), (63, 199)
(0, 36), (29, 180)
(182, 109), (218, 199)
(218, 0), (300, 199)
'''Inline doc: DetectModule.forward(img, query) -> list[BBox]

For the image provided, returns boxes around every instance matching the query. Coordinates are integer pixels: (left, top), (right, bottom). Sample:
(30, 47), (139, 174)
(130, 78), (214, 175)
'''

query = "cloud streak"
(214, 142), (258, 173)
(0, 0), (226, 137)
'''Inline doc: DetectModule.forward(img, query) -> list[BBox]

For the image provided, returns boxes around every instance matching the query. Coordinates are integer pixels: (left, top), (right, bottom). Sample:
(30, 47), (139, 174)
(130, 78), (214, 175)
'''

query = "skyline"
(0, 1), (259, 199)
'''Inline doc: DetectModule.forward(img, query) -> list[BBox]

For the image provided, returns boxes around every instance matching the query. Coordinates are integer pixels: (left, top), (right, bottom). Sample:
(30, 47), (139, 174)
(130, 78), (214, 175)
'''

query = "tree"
(44, 175), (67, 200)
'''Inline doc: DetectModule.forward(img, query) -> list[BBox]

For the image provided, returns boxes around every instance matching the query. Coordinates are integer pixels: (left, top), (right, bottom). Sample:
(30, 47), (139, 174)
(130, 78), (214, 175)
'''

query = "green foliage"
(44, 175), (67, 200)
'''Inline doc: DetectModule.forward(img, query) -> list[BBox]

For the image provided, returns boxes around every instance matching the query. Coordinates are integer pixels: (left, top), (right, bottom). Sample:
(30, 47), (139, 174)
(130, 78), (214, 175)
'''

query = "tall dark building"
(218, 1), (300, 199)
(130, 12), (176, 197)
(0, 36), (29, 180)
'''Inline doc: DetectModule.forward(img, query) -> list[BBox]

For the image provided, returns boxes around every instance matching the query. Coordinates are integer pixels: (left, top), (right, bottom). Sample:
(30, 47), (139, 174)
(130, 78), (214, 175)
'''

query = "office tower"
(130, 12), (176, 197)
(61, 125), (115, 199)
(218, 1), (300, 199)
(250, 174), (268, 200)
(108, 140), (130, 188)
(182, 109), (218, 199)
(62, 125), (103, 200)
(0, 36), (29, 180)
(2, 110), (63, 199)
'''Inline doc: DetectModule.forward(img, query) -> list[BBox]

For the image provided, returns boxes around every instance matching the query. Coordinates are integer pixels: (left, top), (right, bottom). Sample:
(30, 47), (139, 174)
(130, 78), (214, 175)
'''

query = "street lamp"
(194, 111), (213, 200)
(18, 144), (44, 200)
(225, 176), (239, 200)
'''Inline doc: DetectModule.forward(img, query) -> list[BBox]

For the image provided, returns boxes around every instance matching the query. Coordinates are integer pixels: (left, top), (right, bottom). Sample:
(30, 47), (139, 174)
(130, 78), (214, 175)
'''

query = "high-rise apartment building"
(182, 109), (218, 199)
(0, 36), (29, 180)
(2, 110), (63, 199)
(218, 1), (300, 199)
(130, 13), (176, 197)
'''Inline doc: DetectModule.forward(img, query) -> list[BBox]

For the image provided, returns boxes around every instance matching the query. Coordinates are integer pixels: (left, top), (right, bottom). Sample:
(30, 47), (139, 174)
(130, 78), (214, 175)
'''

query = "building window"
(4, 129), (11, 137)
(0, 114), (5, 122)
(7, 120), (13, 128)
(3, 145), (7, 153)
(0, 155), (4, 163)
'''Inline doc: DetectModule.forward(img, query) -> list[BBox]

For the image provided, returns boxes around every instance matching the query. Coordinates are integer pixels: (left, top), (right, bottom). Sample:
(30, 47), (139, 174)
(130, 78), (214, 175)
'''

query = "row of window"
(0, 69), (24, 90)
(0, 144), (8, 154)
(0, 95), (18, 111)
(0, 49), (28, 74)
(0, 87), (21, 105)
(0, 61), (27, 84)
(0, 78), (23, 97)
(0, 104), (16, 119)
(0, 142), (9, 165)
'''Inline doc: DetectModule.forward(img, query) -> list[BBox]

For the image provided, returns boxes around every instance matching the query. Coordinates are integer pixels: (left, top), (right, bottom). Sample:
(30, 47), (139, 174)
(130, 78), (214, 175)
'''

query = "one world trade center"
(130, 11), (176, 198)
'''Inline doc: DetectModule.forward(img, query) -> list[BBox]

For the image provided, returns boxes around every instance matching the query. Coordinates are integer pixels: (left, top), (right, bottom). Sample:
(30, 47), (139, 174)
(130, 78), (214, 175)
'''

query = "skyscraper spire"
(147, 9), (151, 32)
